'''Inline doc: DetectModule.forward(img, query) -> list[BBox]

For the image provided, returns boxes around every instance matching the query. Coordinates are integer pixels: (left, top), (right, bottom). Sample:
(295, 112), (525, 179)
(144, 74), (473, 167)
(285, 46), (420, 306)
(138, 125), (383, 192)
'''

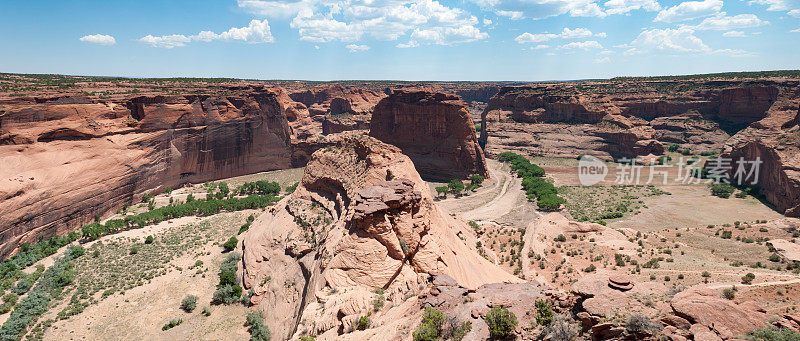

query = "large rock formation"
(369, 90), (488, 180)
(480, 82), (787, 160)
(0, 90), (293, 257)
(239, 134), (518, 340)
(288, 84), (385, 116)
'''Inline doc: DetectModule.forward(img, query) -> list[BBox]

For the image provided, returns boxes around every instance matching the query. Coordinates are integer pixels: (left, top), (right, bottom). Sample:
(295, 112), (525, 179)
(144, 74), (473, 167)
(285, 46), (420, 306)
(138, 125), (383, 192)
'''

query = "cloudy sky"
(0, 0), (798, 80)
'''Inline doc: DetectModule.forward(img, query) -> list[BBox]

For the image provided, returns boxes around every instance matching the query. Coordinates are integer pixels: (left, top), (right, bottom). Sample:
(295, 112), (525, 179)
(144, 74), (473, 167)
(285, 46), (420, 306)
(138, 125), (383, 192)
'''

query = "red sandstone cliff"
(369, 90), (488, 180)
(0, 90), (293, 256)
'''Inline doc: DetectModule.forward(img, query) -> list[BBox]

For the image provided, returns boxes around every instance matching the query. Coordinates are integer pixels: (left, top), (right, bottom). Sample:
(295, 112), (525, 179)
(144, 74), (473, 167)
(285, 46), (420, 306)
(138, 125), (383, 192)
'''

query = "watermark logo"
(578, 155), (608, 186)
(577, 156), (762, 186)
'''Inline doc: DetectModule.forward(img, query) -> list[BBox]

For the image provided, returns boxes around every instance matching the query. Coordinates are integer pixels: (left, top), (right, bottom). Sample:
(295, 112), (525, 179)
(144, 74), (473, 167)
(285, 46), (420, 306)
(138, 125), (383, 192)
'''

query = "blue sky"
(0, 0), (798, 81)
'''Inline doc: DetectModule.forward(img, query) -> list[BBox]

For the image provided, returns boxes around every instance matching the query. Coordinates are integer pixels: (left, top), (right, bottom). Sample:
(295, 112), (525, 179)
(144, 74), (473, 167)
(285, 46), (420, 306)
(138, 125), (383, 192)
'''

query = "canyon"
(1, 72), (800, 341)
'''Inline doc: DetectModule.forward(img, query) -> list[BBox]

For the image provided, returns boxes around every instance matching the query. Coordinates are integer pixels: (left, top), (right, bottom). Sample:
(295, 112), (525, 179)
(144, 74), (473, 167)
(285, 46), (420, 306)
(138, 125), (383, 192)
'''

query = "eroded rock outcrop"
(369, 90), (488, 180)
(239, 134), (518, 340)
(480, 82), (790, 160)
(0, 89), (293, 257)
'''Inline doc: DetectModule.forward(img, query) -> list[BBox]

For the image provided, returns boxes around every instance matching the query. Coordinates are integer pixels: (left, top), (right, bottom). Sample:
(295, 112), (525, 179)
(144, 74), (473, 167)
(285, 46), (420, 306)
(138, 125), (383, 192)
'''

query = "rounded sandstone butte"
(239, 134), (517, 340)
(369, 90), (488, 181)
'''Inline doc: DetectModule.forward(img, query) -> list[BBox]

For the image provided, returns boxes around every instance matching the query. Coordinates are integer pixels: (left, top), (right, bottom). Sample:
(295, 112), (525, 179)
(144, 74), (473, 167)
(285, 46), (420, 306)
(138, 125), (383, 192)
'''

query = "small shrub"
(742, 273), (755, 285)
(201, 306), (211, 316)
(748, 326), (800, 341)
(181, 295), (198, 313)
(355, 315), (370, 331)
(162, 318), (183, 330)
(626, 314), (660, 334)
(222, 236), (238, 252)
(246, 311), (271, 341)
(710, 183), (735, 198)
(212, 285), (242, 305)
(535, 299), (554, 326)
(129, 245), (139, 255)
(543, 315), (578, 341)
(722, 287), (736, 300)
(145, 236), (154, 244)
(484, 306), (517, 339)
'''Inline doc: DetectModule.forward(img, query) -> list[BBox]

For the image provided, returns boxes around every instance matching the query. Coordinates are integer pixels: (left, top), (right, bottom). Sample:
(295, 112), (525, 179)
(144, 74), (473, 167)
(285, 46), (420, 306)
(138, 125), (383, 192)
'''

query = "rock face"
(480, 82), (789, 160)
(321, 114), (370, 135)
(288, 84), (385, 116)
(0, 90), (293, 257)
(239, 135), (518, 340)
(722, 94), (800, 217)
(369, 90), (488, 180)
(671, 289), (771, 339)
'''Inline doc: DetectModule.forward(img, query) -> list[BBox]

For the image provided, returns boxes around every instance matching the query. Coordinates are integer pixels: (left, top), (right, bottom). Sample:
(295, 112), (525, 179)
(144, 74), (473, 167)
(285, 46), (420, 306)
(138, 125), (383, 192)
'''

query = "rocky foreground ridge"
(239, 134), (517, 339)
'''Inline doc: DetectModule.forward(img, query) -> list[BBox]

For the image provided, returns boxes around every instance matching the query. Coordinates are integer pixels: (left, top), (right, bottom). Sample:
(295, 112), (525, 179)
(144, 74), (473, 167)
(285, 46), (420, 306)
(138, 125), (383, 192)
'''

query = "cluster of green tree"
(213, 253), (242, 305)
(236, 181), (281, 196)
(0, 233), (80, 295)
(498, 152), (565, 211)
(434, 175), (485, 198)
(412, 307), (471, 341)
(0, 245), (84, 340)
(81, 195), (279, 241)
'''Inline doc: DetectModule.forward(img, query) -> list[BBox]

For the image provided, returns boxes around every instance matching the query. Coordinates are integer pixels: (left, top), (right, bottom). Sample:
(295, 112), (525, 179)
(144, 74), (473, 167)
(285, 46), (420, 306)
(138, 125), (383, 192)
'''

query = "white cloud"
(515, 32), (558, 43)
(237, 0), (316, 18)
(722, 30), (746, 37)
(711, 48), (756, 57)
(654, 0), (722, 23)
(789, 9), (800, 17)
(559, 40), (603, 49)
(515, 27), (604, 44)
(346, 44), (370, 52)
(532, 44), (550, 49)
(594, 56), (611, 63)
(140, 20), (275, 48)
(629, 27), (710, 53)
(470, 0), (608, 19)
(195, 20), (274, 43)
(792, 28), (800, 32)
(139, 34), (192, 48)
(693, 13), (768, 30)
(79, 34), (116, 45)
(604, 0), (660, 14)
(561, 27), (594, 38)
(599, 49), (614, 54)
(284, 0), (488, 46)
(748, 0), (792, 11)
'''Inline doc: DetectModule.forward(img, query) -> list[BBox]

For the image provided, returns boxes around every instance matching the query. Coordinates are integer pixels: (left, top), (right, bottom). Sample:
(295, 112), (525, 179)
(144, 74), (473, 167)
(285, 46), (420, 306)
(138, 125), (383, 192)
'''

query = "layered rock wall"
(369, 90), (488, 180)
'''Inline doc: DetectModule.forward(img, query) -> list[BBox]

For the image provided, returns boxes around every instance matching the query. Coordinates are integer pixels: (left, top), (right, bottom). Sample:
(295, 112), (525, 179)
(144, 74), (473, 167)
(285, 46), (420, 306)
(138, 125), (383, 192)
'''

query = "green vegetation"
(412, 307), (471, 341)
(245, 311), (271, 341)
(710, 183), (736, 198)
(741, 272), (755, 285)
(535, 299), (554, 326)
(560, 185), (667, 222)
(81, 194), (279, 241)
(162, 318), (183, 331)
(498, 152), (565, 211)
(236, 181), (281, 196)
(0, 245), (83, 340)
(748, 326), (800, 341)
(214, 252), (243, 305)
(354, 315), (370, 331)
(484, 306), (517, 339)
(180, 295), (198, 313)
(222, 236), (238, 252)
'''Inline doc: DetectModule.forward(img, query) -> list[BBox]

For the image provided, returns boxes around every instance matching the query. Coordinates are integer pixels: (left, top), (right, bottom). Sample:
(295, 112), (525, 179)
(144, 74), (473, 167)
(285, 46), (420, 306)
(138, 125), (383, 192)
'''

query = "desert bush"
(181, 295), (198, 313)
(742, 273), (755, 284)
(67, 245), (85, 259)
(470, 174), (485, 186)
(543, 315), (578, 341)
(748, 326), (800, 341)
(201, 306), (211, 316)
(722, 287), (736, 300)
(535, 299), (554, 326)
(448, 180), (465, 194)
(355, 315), (371, 331)
(710, 183), (735, 198)
(435, 186), (449, 198)
(484, 306), (517, 339)
(222, 236), (238, 252)
(162, 318), (183, 331)
(626, 314), (661, 334)
(245, 311), (271, 341)
(145, 236), (154, 244)
(212, 285), (242, 305)
(414, 307), (446, 341)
